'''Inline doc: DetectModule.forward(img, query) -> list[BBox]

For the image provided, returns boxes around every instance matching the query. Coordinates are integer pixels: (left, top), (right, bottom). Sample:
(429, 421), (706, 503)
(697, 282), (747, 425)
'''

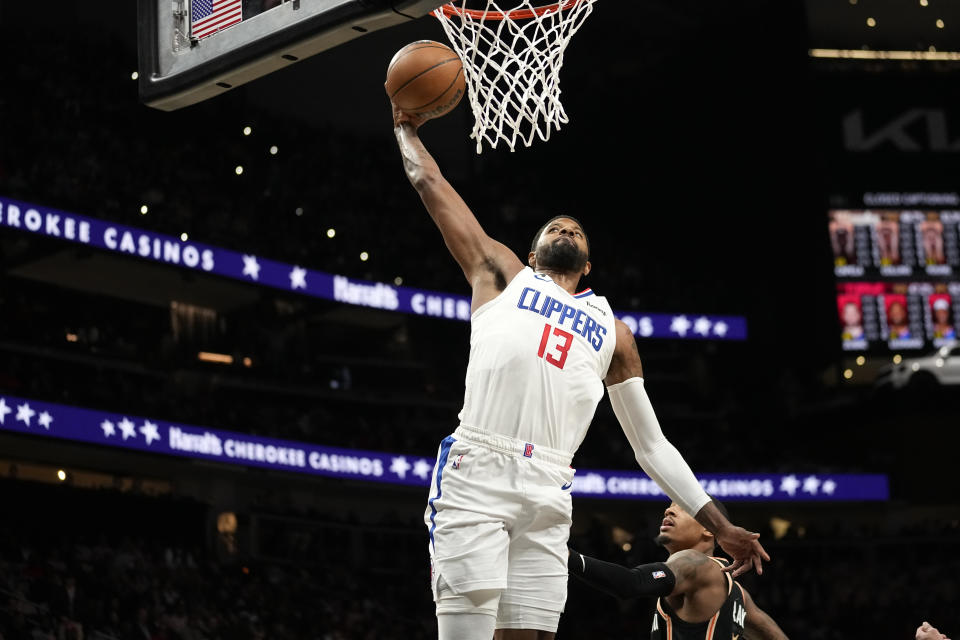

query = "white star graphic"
(413, 459), (433, 480)
(0, 398), (11, 424)
(713, 321), (729, 337)
(140, 420), (161, 446)
(101, 420), (116, 438)
(390, 456), (412, 479)
(242, 254), (261, 280)
(822, 479), (837, 495)
(16, 403), (36, 426)
(780, 474), (800, 496)
(289, 266), (307, 290)
(37, 411), (53, 430)
(670, 315), (691, 337)
(693, 317), (712, 336)
(118, 417), (137, 440)
(803, 475), (821, 495)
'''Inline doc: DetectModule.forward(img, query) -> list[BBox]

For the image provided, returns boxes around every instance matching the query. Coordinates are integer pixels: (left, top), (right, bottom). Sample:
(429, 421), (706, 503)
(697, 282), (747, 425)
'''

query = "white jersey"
(457, 266), (617, 457)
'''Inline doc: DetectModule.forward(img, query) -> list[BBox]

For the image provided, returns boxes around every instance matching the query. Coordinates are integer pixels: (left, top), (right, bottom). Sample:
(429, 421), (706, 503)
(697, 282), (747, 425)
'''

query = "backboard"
(137, 0), (445, 111)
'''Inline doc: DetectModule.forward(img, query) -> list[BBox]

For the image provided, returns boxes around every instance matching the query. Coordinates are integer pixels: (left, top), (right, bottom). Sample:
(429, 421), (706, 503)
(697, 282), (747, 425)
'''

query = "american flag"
(191, 0), (243, 40)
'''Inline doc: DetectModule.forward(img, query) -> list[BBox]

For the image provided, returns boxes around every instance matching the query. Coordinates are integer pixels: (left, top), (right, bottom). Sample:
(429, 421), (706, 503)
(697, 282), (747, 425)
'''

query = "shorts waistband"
(453, 425), (573, 467)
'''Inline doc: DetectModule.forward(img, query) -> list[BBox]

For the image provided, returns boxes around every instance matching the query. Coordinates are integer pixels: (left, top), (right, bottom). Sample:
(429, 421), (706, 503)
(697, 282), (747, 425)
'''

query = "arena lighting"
(843, 369), (854, 379)
(57, 469), (67, 481)
(920, 0), (928, 5)
(269, 145), (278, 155)
(198, 351), (234, 364)
(855, 356), (866, 366)
(769, 517), (791, 540)
(893, 354), (903, 364)
(131, 71), (139, 80)
(866, 17), (876, 27)
(242, 357), (252, 367)
(360, 251), (369, 262)
(326, 228), (336, 238)
(295, 207), (303, 216)
(809, 48), (960, 60)
(394, 277), (403, 285)
(180, 232), (189, 241)
(936, 19), (945, 28)
(140, 205), (148, 214)
(235, 165), (244, 175)
(65, 333), (78, 342)
(242, 126), (252, 136)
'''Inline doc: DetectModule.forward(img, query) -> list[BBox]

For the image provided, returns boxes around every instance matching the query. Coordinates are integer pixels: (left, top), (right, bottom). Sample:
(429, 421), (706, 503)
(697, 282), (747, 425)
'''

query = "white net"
(432, 0), (598, 153)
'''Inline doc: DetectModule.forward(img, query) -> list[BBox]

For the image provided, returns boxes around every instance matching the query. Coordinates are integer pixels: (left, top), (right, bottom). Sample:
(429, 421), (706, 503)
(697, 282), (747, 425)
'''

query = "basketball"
(385, 40), (465, 121)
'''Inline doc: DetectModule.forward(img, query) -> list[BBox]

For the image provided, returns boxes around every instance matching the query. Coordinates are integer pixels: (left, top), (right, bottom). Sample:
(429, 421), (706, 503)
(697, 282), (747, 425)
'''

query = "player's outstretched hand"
(917, 621), (951, 640)
(716, 525), (770, 578)
(391, 100), (428, 130)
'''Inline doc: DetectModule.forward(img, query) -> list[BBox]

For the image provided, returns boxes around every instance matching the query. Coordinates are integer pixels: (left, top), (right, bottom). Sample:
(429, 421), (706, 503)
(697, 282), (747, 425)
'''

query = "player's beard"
(654, 533), (671, 546)
(536, 237), (587, 273)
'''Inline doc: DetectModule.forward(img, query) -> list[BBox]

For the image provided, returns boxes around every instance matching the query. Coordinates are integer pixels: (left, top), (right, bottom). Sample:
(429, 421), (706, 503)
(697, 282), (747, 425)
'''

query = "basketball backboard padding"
(138, 0), (446, 111)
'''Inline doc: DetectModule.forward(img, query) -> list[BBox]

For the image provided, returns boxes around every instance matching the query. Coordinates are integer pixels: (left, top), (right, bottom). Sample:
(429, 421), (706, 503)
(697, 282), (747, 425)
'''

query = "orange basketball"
(385, 40), (466, 120)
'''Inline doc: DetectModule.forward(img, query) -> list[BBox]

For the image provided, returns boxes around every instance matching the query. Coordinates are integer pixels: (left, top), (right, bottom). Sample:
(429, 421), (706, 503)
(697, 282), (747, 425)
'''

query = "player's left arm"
(740, 584), (790, 640)
(567, 548), (724, 601)
(604, 319), (770, 577)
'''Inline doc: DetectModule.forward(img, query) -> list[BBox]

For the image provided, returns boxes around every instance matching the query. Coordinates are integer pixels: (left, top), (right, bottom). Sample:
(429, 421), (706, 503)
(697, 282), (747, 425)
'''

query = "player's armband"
(568, 548), (676, 599)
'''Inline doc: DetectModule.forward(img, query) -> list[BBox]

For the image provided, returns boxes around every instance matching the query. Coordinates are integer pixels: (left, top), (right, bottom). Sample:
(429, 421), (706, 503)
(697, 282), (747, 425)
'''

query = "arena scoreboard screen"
(830, 193), (960, 352)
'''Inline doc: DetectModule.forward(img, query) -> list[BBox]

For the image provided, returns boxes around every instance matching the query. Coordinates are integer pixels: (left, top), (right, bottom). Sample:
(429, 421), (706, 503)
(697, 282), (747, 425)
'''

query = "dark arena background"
(2, 1), (960, 639)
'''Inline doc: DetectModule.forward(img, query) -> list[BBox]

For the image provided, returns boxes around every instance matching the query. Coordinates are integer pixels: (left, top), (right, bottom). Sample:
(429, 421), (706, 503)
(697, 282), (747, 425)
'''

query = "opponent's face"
(655, 503), (711, 554)
(530, 218), (591, 275)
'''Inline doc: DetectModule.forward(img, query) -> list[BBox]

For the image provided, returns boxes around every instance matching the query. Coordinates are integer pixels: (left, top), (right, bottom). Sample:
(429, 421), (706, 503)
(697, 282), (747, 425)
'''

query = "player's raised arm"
(603, 319), (770, 577)
(391, 104), (523, 304)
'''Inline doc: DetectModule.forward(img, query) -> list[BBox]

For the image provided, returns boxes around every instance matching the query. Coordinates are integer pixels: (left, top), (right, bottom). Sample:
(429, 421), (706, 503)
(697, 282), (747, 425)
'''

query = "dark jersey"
(650, 557), (746, 640)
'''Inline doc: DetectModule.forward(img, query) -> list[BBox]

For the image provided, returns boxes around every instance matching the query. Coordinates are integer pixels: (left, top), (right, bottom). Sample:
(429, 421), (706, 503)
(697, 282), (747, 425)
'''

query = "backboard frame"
(137, 0), (445, 111)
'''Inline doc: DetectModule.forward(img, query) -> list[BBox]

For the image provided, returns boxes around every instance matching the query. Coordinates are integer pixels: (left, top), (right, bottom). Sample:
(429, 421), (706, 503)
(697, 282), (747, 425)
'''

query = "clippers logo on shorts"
(652, 570), (666, 579)
(452, 454), (465, 470)
(523, 443), (534, 458)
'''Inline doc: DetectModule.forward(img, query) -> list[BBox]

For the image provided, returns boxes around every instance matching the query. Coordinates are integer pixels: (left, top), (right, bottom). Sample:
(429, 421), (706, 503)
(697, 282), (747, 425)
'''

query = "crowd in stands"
(1, 481), (956, 640)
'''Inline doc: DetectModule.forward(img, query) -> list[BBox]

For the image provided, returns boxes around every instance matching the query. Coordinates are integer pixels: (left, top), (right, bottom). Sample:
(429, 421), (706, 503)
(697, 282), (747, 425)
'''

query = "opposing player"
(569, 500), (789, 639)
(391, 105), (769, 640)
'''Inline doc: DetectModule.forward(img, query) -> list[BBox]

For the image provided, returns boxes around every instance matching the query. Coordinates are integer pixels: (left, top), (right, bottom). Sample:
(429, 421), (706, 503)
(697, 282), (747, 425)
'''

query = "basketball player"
(569, 500), (789, 639)
(391, 105), (768, 640)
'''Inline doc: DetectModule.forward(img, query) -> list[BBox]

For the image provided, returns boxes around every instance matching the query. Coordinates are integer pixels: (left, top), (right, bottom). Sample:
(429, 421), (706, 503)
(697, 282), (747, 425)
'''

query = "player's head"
(655, 497), (729, 556)
(842, 302), (862, 327)
(888, 301), (908, 325)
(528, 215), (591, 277)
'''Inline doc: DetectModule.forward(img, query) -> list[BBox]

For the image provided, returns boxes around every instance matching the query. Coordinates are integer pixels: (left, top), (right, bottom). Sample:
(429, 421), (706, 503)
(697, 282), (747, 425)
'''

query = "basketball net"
(432, 0), (597, 153)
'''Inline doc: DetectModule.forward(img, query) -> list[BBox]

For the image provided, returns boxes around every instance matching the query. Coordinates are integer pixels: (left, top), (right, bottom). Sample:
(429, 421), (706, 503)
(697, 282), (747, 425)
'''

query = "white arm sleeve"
(607, 377), (711, 516)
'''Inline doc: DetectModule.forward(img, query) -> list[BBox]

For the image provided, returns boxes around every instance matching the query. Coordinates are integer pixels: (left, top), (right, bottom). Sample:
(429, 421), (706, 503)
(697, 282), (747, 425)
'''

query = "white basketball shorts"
(424, 425), (576, 629)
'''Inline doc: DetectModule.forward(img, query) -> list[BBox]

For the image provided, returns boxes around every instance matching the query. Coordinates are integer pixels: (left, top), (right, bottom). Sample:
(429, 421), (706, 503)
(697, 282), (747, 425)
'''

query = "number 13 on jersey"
(537, 323), (574, 369)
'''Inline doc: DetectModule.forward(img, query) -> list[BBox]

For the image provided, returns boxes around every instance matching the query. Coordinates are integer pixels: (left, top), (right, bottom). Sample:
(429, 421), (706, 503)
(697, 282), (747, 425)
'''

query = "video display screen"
(830, 206), (960, 352)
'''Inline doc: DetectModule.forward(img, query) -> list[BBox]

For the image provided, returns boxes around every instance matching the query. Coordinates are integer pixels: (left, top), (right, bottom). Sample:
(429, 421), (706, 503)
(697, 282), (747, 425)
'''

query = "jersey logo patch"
(652, 570), (667, 579)
(523, 443), (534, 458)
(452, 454), (465, 470)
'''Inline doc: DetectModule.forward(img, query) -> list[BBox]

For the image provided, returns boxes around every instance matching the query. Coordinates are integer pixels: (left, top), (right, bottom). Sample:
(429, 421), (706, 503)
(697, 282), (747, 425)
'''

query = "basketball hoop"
(432, 0), (597, 153)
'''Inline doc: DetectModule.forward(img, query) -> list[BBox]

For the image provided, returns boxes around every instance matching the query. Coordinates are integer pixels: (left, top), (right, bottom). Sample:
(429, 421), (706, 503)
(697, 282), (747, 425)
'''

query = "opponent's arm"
(741, 585), (790, 640)
(604, 319), (770, 577)
(567, 548), (721, 600)
(392, 106), (523, 293)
